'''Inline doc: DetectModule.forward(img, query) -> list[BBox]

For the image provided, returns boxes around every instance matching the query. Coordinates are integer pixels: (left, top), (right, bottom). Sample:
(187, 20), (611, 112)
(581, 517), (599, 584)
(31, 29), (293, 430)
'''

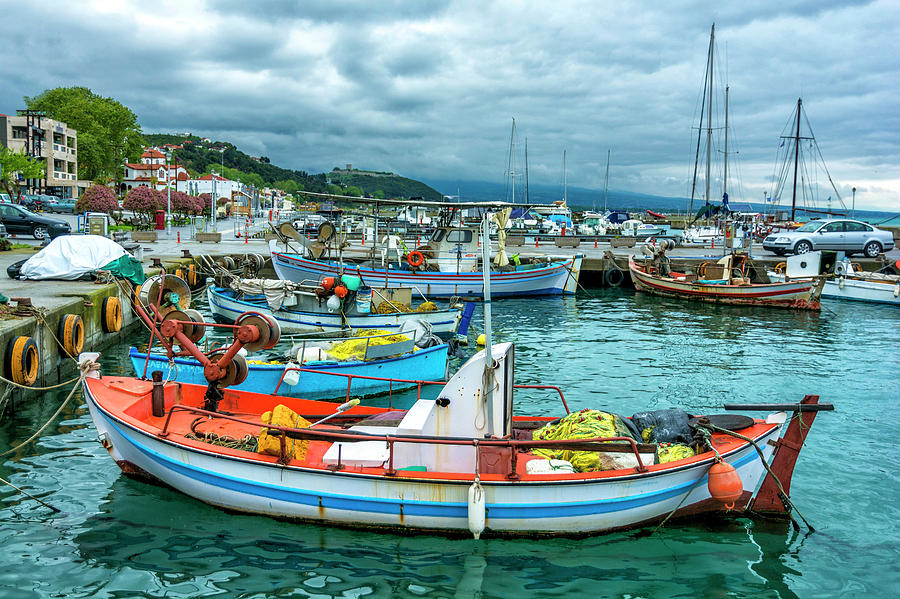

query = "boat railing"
(158, 404), (645, 478)
(272, 365), (570, 413)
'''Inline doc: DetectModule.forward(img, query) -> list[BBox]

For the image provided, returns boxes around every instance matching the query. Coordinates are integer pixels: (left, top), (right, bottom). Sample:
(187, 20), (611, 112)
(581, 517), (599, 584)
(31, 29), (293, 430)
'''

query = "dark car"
(763, 218), (895, 258)
(0, 203), (71, 240)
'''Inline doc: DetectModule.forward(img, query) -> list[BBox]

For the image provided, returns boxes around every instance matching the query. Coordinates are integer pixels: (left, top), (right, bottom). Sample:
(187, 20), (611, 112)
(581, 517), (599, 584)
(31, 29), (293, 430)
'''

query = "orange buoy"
(707, 461), (743, 509)
(334, 284), (348, 298)
(321, 276), (336, 291)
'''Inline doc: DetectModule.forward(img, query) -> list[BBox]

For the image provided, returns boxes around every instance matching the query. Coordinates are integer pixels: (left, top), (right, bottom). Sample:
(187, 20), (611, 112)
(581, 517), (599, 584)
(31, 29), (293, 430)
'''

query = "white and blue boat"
(129, 340), (449, 400)
(207, 284), (467, 336)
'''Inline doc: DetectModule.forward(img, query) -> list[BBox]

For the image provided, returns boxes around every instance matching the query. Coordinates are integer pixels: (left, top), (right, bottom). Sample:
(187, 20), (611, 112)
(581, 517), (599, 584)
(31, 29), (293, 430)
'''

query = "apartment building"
(0, 110), (79, 198)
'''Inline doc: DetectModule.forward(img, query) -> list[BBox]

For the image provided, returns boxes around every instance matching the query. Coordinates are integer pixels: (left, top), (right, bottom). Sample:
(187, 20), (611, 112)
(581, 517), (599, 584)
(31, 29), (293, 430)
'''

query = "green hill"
(142, 133), (441, 200)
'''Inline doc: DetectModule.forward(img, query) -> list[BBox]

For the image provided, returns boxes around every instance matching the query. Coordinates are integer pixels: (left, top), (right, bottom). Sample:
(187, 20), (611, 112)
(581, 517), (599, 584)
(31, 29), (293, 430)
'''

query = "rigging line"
(802, 109), (845, 207)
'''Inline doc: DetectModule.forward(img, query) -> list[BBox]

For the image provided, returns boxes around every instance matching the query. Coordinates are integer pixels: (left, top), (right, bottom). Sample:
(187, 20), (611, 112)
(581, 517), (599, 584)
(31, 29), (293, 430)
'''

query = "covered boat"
(628, 241), (824, 310)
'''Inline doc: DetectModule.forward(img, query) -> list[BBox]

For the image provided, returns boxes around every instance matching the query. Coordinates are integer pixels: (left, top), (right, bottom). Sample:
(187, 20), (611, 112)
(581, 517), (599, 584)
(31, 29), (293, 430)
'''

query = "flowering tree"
(197, 193), (213, 214)
(75, 185), (120, 220)
(171, 190), (198, 217)
(123, 185), (163, 221)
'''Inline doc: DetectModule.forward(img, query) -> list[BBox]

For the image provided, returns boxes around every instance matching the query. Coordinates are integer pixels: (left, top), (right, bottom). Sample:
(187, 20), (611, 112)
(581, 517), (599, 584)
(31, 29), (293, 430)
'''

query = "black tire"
(793, 240), (812, 255)
(7, 258), (27, 279)
(605, 267), (625, 287)
(31, 226), (48, 240)
(863, 241), (882, 258)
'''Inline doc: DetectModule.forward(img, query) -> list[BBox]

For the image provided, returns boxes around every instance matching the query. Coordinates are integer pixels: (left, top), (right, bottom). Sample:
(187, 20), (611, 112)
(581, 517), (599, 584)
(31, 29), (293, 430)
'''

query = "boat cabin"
(421, 226), (481, 272)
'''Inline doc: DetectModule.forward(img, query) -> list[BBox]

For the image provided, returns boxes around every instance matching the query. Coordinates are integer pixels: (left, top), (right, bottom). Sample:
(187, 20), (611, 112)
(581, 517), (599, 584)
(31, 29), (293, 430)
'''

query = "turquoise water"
(2, 290), (898, 598)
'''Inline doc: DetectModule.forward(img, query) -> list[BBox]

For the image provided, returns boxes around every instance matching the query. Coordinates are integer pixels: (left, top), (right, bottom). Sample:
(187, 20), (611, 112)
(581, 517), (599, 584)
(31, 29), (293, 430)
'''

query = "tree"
(0, 148), (45, 199)
(123, 186), (163, 220)
(75, 184), (120, 220)
(171, 190), (201, 217)
(24, 87), (143, 181)
(273, 179), (301, 194)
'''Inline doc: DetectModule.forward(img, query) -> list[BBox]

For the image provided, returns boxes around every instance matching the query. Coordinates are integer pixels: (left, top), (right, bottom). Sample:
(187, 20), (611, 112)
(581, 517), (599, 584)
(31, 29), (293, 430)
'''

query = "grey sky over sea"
(1, 0), (897, 210)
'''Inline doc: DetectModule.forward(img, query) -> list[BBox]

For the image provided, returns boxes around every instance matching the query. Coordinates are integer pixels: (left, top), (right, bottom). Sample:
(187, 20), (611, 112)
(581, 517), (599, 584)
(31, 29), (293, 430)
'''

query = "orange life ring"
(407, 250), (425, 268)
(774, 262), (787, 274)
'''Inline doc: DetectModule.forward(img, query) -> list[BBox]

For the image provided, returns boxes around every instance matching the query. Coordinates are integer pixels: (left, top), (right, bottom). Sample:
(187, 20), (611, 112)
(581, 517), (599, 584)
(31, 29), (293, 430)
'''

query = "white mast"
(481, 214), (494, 434)
(705, 23), (714, 207)
(603, 149), (610, 212)
(563, 150), (567, 205)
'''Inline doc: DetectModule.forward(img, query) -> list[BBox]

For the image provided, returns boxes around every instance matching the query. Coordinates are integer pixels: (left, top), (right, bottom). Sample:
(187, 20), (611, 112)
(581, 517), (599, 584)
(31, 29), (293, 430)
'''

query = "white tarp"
(20, 235), (129, 280)
(230, 278), (304, 310)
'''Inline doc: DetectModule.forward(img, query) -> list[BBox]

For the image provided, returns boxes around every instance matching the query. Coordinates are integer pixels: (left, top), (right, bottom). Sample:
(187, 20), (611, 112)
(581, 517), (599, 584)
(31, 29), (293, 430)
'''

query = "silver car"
(763, 218), (895, 258)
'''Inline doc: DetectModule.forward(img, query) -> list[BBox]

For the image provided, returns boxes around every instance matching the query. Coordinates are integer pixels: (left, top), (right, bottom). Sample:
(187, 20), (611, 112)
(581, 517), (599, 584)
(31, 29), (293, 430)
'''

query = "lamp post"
(165, 150), (172, 236)
(211, 169), (217, 231)
(851, 187), (856, 219)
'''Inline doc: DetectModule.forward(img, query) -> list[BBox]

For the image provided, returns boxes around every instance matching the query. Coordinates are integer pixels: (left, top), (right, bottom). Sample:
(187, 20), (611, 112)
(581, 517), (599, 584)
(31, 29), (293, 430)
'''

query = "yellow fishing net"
(326, 329), (411, 361)
(657, 443), (695, 464)
(372, 301), (439, 313)
(258, 404), (311, 461)
(416, 301), (438, 312)
(532, 409), (636, 472)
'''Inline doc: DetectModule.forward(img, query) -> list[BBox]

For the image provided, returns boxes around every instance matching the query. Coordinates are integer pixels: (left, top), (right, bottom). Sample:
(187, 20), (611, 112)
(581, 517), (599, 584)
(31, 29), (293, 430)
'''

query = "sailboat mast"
(791, 97), (802, 221)
(704, 23), (714, 207)
(525, 137), (530, 204)
(511, 118), (516, 204)
(603, 149), (610, 211)
(563, 150), (567, 204)
(723, 85), (729, 199)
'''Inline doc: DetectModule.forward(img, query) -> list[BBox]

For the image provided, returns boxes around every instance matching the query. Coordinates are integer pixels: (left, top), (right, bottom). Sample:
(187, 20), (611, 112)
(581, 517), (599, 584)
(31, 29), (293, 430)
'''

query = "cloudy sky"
(2, 0), (898, 210)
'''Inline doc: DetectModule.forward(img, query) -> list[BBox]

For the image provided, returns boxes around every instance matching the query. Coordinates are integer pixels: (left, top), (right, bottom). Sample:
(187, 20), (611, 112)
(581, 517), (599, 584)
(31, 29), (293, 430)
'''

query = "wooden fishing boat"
(269, 229), (583, 298)
(628, 245), (824, 310)
(207, 283), (465, 336)
(78, 221), (832, 538)
(81, 339), (830, 537)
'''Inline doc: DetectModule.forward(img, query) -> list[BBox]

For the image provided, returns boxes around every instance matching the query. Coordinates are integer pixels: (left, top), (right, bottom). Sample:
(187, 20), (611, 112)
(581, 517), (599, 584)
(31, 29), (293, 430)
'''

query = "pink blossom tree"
(123, 186), (163, 222)
(75, 185), (120, 221)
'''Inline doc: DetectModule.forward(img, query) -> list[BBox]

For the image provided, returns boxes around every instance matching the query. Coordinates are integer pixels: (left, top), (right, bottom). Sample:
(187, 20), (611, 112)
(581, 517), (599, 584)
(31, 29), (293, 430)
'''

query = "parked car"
(0, 203), (71, 240)
(0, 222), (7, 238)
(47, 197), (77, 213)
(0, 193), (12, 203)
(763, 218), (896, 258)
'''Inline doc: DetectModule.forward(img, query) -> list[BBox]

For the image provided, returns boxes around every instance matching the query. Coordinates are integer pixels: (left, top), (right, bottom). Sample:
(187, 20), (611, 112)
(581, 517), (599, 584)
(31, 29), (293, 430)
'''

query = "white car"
(763, 218), (895, 258)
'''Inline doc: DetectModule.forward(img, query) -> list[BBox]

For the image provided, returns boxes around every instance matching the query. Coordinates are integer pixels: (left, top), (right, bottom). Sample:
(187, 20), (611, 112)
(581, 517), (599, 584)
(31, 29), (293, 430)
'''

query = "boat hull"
(129, 344), (448, 400)
(207, 286), (463, 335)
(83, 377), (780, 536)
(769, 273), (900, 305)
(629, 258), (821, 310)
(270, 245), (583, 298)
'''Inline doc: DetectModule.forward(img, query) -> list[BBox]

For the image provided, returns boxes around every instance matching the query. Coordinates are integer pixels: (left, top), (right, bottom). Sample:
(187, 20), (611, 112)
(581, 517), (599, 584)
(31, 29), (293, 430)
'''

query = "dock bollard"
(535, 238), (539, 248)
(177, 231), (181, 243)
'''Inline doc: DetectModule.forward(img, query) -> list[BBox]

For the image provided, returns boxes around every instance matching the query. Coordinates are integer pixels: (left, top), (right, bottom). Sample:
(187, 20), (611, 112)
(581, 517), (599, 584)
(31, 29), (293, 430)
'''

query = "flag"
(722, 192), (729, 211)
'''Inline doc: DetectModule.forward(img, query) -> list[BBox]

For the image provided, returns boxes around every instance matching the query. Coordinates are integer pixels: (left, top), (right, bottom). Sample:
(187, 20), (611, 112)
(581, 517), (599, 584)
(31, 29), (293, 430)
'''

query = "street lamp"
(851, 187), (856, 219)
(165, 150), (172, 236)
(211, 169), (217, 232)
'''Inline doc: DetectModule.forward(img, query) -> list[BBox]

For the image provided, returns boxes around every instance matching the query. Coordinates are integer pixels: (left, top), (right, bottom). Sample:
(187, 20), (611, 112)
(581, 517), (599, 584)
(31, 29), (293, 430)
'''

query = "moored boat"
(628, 242), (824, 310)
(768, 255), (900, 306)
(207, 281), (465, 337)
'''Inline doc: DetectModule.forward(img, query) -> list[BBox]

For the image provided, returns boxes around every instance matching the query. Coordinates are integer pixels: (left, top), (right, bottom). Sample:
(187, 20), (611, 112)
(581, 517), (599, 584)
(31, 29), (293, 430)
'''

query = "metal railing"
(158, 404), (646, 477)
(272, 365), (569, 413)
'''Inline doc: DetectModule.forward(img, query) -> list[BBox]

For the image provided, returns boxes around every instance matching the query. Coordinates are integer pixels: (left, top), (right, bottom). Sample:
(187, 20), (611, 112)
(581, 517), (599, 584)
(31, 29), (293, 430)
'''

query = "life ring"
(773, 262), (787, 275)
(58, 314), (84, 357)
(6, 336), (39, 386)
(407, 250), (425, 268)
(102, 296), (123, 333)
(605, 267), (625, 287)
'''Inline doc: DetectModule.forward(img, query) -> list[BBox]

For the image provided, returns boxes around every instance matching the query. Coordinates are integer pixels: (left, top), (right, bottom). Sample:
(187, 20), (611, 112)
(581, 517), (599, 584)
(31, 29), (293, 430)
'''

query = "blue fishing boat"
(129, 341), (449, 400)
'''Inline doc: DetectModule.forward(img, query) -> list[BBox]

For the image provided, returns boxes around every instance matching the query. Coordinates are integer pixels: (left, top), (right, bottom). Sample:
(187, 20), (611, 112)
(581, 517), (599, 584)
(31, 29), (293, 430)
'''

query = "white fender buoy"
(283, 362), (300, 386)
(467, 480), (485, 540)
(894, 284), (899, 298)
(838, 276), (845, 289)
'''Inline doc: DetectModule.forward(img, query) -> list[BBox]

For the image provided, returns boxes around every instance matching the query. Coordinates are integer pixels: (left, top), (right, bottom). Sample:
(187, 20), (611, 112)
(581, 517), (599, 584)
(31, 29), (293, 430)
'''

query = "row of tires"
(4, 296), (124, 387)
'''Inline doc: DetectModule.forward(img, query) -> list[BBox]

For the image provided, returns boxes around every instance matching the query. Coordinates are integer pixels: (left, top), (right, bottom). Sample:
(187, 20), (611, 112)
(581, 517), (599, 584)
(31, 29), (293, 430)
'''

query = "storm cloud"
(1, 0), (897, 209)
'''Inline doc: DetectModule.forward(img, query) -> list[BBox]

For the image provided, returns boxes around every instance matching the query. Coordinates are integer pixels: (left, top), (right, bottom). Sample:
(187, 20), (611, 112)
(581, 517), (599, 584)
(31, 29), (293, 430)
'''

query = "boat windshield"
(795, 221), (823, 232)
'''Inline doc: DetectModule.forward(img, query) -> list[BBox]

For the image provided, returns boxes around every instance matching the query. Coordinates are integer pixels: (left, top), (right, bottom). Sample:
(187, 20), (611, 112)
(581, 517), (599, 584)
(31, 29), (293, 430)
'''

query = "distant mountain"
(329, 168), (442, 201)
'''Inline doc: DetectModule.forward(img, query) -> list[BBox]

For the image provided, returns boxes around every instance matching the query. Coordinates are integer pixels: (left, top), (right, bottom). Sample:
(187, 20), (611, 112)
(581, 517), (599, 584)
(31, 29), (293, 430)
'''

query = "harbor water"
(1, 289), (898, 598)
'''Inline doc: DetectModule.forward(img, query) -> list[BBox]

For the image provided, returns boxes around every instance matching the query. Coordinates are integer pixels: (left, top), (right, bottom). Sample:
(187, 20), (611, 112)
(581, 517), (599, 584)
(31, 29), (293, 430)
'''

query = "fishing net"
(657, 443), (695, 464)
(326, 329), (411, 361)
(258, 404), (311, 461)
(531, 409), (637, 472)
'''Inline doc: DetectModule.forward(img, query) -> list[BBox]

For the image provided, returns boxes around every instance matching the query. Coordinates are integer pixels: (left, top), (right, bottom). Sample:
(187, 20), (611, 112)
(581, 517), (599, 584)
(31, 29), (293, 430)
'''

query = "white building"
(185, 174), (239, 201)
(120, 149), (190, 193)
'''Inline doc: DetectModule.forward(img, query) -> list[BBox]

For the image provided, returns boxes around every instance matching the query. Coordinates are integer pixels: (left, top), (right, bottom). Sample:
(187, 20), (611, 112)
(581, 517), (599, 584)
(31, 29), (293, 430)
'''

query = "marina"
(2, 4), (899, 596)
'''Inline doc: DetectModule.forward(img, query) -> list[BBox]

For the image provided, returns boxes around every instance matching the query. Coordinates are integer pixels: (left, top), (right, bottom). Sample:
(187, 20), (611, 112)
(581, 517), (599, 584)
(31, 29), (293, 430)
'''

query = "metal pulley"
(233, 312), (281, 352)
(218, 353), (249, 388)
(139, 274), (192, 317)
